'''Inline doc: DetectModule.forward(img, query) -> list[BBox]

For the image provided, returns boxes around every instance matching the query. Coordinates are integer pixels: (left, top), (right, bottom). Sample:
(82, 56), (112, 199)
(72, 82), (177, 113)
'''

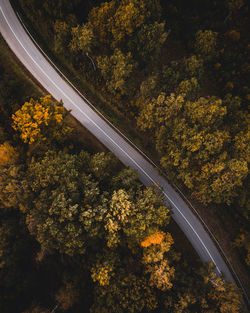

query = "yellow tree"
(141, 231), (176, 291)
(87, 0), (161, 49)
(111, 0), (148, 44)
(12, 95), (72, 144)
(87, 0), (117, 46)
(0, 142), (19, 166)
(104, 189), (134, 247)
(91, 252), (118, 286)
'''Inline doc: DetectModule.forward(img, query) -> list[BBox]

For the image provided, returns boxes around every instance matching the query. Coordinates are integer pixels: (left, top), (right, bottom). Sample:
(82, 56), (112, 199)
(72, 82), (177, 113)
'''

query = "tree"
(99, 186), (170, 249)
(23, 150), (147, 254)
(110, 0), (149, 44)
(89, 151), (118, 180)
(175, 77), (200, 100)
(0, 142), (19, 167)
(233, 129), (250, 162)
(70, 23), (95, 54)
(90, 273), (157, 313)
(141, 231), (175, 291)
(104, 189), (134, 247)
(198, 262), (242, 313)
(0, 165), (27, 208)
(24, 150), (92, 255)
(87, 0), (117, 47)
(183, 55), (204, 79)
(163, 262), (243, 312)
(139, 75), (159, 100)
(111, 168), (139, 191)
(124, 188), (170, 245)
(194, 30), (218, 60)
(137, 92), (184, 131)
(91, 252), (118, 286)
(26, 193), (87, 255)
(129, 22), (168, 62)
(138, 92), (248, 204)
(12, 95), (72, 144)
(53, 20), (71, 54)
(97, 49), (136, 95)
(234, 230), (250, 266)
(194, 157), (248, 204)
(87, 0), (162, 50)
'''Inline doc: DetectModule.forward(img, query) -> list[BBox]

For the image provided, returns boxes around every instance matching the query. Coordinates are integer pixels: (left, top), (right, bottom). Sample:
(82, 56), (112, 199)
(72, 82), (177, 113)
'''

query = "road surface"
(0, 0), (242, 294)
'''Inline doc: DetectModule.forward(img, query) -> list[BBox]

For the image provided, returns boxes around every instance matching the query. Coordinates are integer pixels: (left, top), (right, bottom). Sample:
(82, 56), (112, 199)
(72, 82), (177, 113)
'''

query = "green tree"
(90, 273), (157, 313)
(183, 55), (204, 79)
(70, 23), (95, 54)
(53, 20), (71, 54)
(26, 193), (87, 255)
(24, 150), (93, 255)
(87, 0), (162, 50)
(129, 22), (168, 62)
(199, 263), (242, 313)
(97, 49), (136, 95)
(194, 30), (218, 60)
(100, 186), (170, 249)
(111, 168), (139, 191)
(0, 165), (27, 208)
(124, 188), (170, 245)
(87, 0), (117, 47)
(89, 151), (118, 180)
(163, 262), (242, 313)
(175, 77), (200, 100)
(138, 93), (248, 204)
(104, 189), (134, 247)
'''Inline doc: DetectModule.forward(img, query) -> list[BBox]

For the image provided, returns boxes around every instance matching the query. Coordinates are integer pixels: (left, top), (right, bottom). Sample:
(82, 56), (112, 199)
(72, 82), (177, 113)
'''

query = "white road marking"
(0, 5), (221, 274)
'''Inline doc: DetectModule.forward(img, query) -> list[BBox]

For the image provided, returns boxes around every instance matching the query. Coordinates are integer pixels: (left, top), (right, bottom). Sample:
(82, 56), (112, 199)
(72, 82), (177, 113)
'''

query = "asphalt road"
(0, 0), (236, 285)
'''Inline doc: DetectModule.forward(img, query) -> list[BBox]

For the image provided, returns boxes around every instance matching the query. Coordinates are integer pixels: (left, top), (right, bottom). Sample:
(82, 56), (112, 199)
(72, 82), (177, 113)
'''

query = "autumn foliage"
(141, 231), (165, 247)
(12, 95), (72, 144)
(0, 142), (18, 166)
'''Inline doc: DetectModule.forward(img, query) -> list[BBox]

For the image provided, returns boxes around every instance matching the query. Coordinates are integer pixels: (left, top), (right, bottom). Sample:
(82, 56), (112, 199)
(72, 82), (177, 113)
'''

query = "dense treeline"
(12, 0), (249, 269)
(2, 0), (249, 311)
(0, 61), (243, 312)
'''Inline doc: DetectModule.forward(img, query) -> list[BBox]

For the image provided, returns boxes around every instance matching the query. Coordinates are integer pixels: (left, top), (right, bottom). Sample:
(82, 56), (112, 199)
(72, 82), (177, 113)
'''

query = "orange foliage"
(227, 30), (240, 41)
(0, 142), (18, 166)
(214, 63), (221, 70)
(141, 232), (165, 247)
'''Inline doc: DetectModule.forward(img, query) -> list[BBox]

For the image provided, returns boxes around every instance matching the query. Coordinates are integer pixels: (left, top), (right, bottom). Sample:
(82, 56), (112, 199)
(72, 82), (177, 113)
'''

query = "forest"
(1, 0), (249, 312)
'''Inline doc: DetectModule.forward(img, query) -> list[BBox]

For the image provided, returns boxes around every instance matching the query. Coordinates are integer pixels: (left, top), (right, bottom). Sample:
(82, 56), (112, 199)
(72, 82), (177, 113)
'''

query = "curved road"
(0, 0), (243, 296)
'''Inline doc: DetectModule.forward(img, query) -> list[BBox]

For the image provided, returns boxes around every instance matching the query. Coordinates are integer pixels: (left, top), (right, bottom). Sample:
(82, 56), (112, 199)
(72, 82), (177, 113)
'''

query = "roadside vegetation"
(11, 0), (249, 277)
(0, 35), (243, 313)
(1, 0), (249, 311)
